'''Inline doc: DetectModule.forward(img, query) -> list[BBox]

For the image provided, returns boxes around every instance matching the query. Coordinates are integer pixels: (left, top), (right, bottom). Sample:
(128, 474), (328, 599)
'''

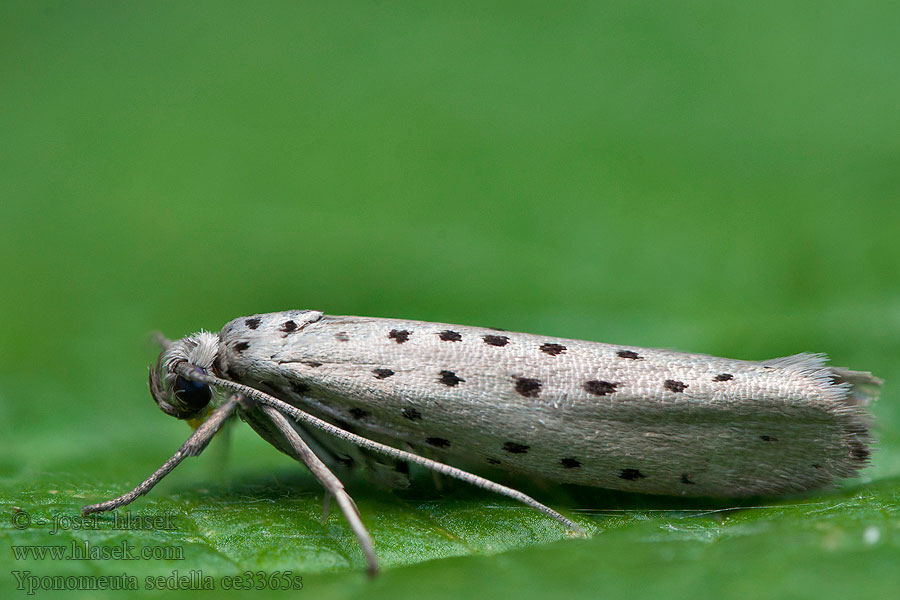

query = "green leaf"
(2, 1), (899, 598)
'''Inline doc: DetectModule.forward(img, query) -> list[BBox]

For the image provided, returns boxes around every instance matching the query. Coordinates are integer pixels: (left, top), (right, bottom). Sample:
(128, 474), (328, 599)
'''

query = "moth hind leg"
(291, 421), (412, 490)
(258, 404), (379, 576)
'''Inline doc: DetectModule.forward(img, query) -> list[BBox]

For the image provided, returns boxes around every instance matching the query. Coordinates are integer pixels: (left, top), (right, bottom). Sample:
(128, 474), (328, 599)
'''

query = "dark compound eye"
(174, 375), (212, 412)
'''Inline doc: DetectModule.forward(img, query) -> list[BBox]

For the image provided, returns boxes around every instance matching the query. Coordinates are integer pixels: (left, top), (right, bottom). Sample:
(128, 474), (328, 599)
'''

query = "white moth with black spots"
(84, 309), (881, 575)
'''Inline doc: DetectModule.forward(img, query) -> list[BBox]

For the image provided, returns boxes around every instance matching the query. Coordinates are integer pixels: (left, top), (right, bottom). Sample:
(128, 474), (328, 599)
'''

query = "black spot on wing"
(439, 330), (462, 341)
(540, 343), (566, 356)
(389, 329), (411, 343)
(617, 350), (642, 360)
(349, 408), (369, 420)
(514, 377), (541, 397)
(714, 373), (734, 381)
(503, 441), (530, 454)
(280, 320), (297, 334)
(681, 473), (695, 484)
(439, 370), (464, 387)
(760, 435), (778, 442)
(245, 318), (261, 330)
(583, 380), (617, 396)
(233, 341), (249, 353)
(664, 380), (688, 393)
(483, 334), (509, 347)
(291, 382), (310, 395)
(620, 468), (646, 481)
(303, 361), (323, 368)
(401, 407), (422, 421)
(561, 457), (581, 468)
(426, 437), (451, 448)
(373, 368), (395, 379)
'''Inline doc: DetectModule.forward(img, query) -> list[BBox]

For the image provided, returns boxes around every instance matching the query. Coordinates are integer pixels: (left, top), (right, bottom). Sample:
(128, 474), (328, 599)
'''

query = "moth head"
(149, 331), (220, 421)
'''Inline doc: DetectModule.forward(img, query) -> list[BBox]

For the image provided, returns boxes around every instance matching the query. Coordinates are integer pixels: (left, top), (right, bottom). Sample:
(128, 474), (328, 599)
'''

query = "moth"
(84, 310), (881, 574)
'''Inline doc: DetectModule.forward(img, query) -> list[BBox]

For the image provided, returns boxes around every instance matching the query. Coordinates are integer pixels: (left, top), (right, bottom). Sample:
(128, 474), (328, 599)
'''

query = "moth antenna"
(181, 365), (585, 534)
(150, 331), (173, 351)
(260, 404), (378, 576)
(82, 396), (239, 514)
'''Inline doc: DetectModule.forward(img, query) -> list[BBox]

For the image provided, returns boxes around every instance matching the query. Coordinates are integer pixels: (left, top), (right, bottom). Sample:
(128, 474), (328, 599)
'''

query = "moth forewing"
(217, 311), (877, 498)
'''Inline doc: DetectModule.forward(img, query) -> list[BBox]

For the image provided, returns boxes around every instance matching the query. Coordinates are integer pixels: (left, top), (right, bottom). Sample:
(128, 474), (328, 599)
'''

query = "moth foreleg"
(82, 395), (239, 515)
(259, 404), (379, 577)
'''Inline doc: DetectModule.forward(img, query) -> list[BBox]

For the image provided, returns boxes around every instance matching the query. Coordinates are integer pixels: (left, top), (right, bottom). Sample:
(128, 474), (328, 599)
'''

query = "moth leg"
(321, 492), (332, 523)
(259, 404), (379, 577)
(82, 396), (239, 514)
(431, 467), (445, 492)
(192, 367), (585, 534)
(292, 422), (343, 466)
(290, 422), (411, 490)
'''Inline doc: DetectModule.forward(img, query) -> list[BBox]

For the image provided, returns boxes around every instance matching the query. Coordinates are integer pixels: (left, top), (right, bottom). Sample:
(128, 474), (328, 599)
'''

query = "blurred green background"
(2, 1), (899, 598)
